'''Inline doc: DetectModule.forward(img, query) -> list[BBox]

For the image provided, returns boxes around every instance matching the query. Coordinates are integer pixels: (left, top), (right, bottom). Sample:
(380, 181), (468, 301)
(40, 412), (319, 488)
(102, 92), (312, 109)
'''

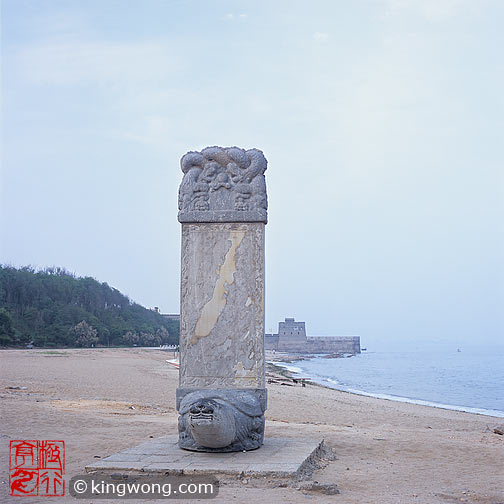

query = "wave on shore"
(270, 360), (504, 418)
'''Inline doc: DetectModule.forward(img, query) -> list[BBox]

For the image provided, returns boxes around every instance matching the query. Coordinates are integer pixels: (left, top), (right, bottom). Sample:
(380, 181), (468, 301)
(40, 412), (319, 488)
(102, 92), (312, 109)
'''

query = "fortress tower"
(265, 318), (360, 355)
(277, 318), (307, 351)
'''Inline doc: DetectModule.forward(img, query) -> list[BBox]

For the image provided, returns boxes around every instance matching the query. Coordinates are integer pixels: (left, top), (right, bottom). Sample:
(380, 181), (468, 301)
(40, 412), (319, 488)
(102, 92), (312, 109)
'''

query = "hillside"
(0, 265), (179, 348)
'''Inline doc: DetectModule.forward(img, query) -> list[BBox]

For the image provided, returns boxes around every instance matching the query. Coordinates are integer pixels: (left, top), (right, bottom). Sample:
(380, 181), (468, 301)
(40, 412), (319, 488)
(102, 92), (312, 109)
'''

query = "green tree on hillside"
(140, 332), (161, 346)
(69, 321), (99, 347)
(0, 265), (179, 348)
(123, 331), (139, 345)
(0, 308), (15, 346)
(156, 327), (170, 344)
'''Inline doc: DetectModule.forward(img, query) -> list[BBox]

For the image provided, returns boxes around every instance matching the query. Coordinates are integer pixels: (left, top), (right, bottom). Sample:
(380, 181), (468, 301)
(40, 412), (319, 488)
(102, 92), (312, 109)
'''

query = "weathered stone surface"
(177, 389), (265, 452)
(86, 436), (326, 480)
(179, 222), (265, 389)
(178, 146), (267, 223)
(176, 146), (268, 452)
(176, 388), (267, 411)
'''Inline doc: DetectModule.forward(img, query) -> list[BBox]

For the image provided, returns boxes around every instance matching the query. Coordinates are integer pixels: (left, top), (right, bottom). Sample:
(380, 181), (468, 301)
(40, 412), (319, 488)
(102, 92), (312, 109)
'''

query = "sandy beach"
(1, 348), (503, 504)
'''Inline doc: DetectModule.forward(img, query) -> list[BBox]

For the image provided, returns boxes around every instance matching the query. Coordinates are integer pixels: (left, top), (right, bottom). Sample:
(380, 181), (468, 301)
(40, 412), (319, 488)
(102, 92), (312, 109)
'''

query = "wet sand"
(1, 348), (503, 503)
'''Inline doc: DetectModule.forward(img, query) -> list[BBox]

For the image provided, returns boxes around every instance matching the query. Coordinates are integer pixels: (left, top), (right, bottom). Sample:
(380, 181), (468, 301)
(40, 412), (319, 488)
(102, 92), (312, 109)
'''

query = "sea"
(271, 343), (504, 418)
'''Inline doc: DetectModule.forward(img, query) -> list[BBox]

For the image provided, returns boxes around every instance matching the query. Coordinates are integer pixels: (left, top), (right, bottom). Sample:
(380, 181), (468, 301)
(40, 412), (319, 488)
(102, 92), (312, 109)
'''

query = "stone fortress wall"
(265, 318), (360, 354)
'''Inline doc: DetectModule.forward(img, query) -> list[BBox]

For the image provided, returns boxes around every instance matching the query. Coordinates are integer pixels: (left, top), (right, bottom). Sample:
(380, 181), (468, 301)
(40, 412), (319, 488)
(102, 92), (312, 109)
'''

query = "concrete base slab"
(85, 436), (325, 479)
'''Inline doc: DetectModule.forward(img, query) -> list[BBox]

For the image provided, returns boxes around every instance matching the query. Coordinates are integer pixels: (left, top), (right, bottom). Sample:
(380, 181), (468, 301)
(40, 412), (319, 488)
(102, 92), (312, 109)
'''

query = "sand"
(1, 348), (503, 504)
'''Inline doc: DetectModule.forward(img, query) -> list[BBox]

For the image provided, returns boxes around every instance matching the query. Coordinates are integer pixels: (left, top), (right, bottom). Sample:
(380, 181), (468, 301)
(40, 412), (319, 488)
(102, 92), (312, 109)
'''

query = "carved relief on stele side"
(180, 223), (265, 389)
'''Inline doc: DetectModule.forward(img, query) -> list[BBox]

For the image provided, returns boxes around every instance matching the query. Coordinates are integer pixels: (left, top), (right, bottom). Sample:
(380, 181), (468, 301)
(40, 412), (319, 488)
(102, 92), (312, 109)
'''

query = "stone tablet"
(176, 146), (268, 452)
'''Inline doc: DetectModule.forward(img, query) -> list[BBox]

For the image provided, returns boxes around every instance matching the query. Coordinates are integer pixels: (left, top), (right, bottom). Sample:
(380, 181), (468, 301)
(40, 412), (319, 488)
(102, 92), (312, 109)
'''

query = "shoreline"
(3, 347), (502, 418)
(268, 358), (504, 419)
(2, 348), (503, 503)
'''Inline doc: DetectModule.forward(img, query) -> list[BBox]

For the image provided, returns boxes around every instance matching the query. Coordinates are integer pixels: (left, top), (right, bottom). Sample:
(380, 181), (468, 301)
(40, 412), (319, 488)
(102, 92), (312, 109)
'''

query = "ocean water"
(272, 344), (504, 417)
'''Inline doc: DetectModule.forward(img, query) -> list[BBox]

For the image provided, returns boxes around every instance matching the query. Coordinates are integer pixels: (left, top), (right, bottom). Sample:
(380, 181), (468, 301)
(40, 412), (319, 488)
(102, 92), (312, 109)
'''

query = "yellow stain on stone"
(191, 230), (245, 344)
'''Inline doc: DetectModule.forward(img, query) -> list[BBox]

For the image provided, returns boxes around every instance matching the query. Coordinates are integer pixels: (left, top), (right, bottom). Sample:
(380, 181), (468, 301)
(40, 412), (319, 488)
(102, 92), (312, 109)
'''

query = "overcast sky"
(1, 0), (502, 349)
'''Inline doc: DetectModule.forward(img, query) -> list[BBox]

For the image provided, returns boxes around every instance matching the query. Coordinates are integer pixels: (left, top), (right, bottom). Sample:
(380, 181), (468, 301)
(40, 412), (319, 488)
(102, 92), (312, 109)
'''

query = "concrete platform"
(86, 436), (325, 479)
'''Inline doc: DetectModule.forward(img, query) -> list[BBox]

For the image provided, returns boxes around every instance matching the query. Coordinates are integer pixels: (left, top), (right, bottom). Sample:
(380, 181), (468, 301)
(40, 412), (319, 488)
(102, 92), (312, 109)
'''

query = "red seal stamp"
(9, 440), (65, 497)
